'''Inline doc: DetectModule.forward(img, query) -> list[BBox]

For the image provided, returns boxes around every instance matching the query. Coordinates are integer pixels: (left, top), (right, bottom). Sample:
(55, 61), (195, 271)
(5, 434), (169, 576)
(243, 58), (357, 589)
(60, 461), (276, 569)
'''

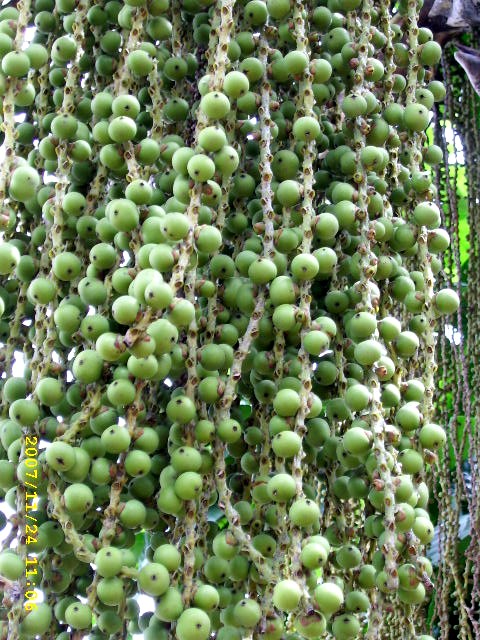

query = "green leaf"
(457, 197), (470, 266)
(236, 403), (252, 419)
(131, 531), (147, 563)
(426, 591), (436, 626)
(208, 505), (225, 522)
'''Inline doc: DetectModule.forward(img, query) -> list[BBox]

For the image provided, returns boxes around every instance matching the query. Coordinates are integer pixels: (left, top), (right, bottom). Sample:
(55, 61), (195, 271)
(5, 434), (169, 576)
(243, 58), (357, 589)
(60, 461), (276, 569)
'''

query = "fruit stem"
(350, 0), (399, 592)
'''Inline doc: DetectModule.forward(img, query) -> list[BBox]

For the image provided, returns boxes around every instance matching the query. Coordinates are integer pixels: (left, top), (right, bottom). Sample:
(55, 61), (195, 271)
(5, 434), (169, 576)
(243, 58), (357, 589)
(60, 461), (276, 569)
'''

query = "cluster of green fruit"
(0, 0), (459, 636)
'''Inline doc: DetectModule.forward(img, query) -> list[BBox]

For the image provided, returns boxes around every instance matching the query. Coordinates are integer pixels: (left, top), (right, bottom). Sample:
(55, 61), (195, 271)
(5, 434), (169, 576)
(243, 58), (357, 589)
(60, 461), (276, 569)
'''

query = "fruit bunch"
(0, 0), (460, 636)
